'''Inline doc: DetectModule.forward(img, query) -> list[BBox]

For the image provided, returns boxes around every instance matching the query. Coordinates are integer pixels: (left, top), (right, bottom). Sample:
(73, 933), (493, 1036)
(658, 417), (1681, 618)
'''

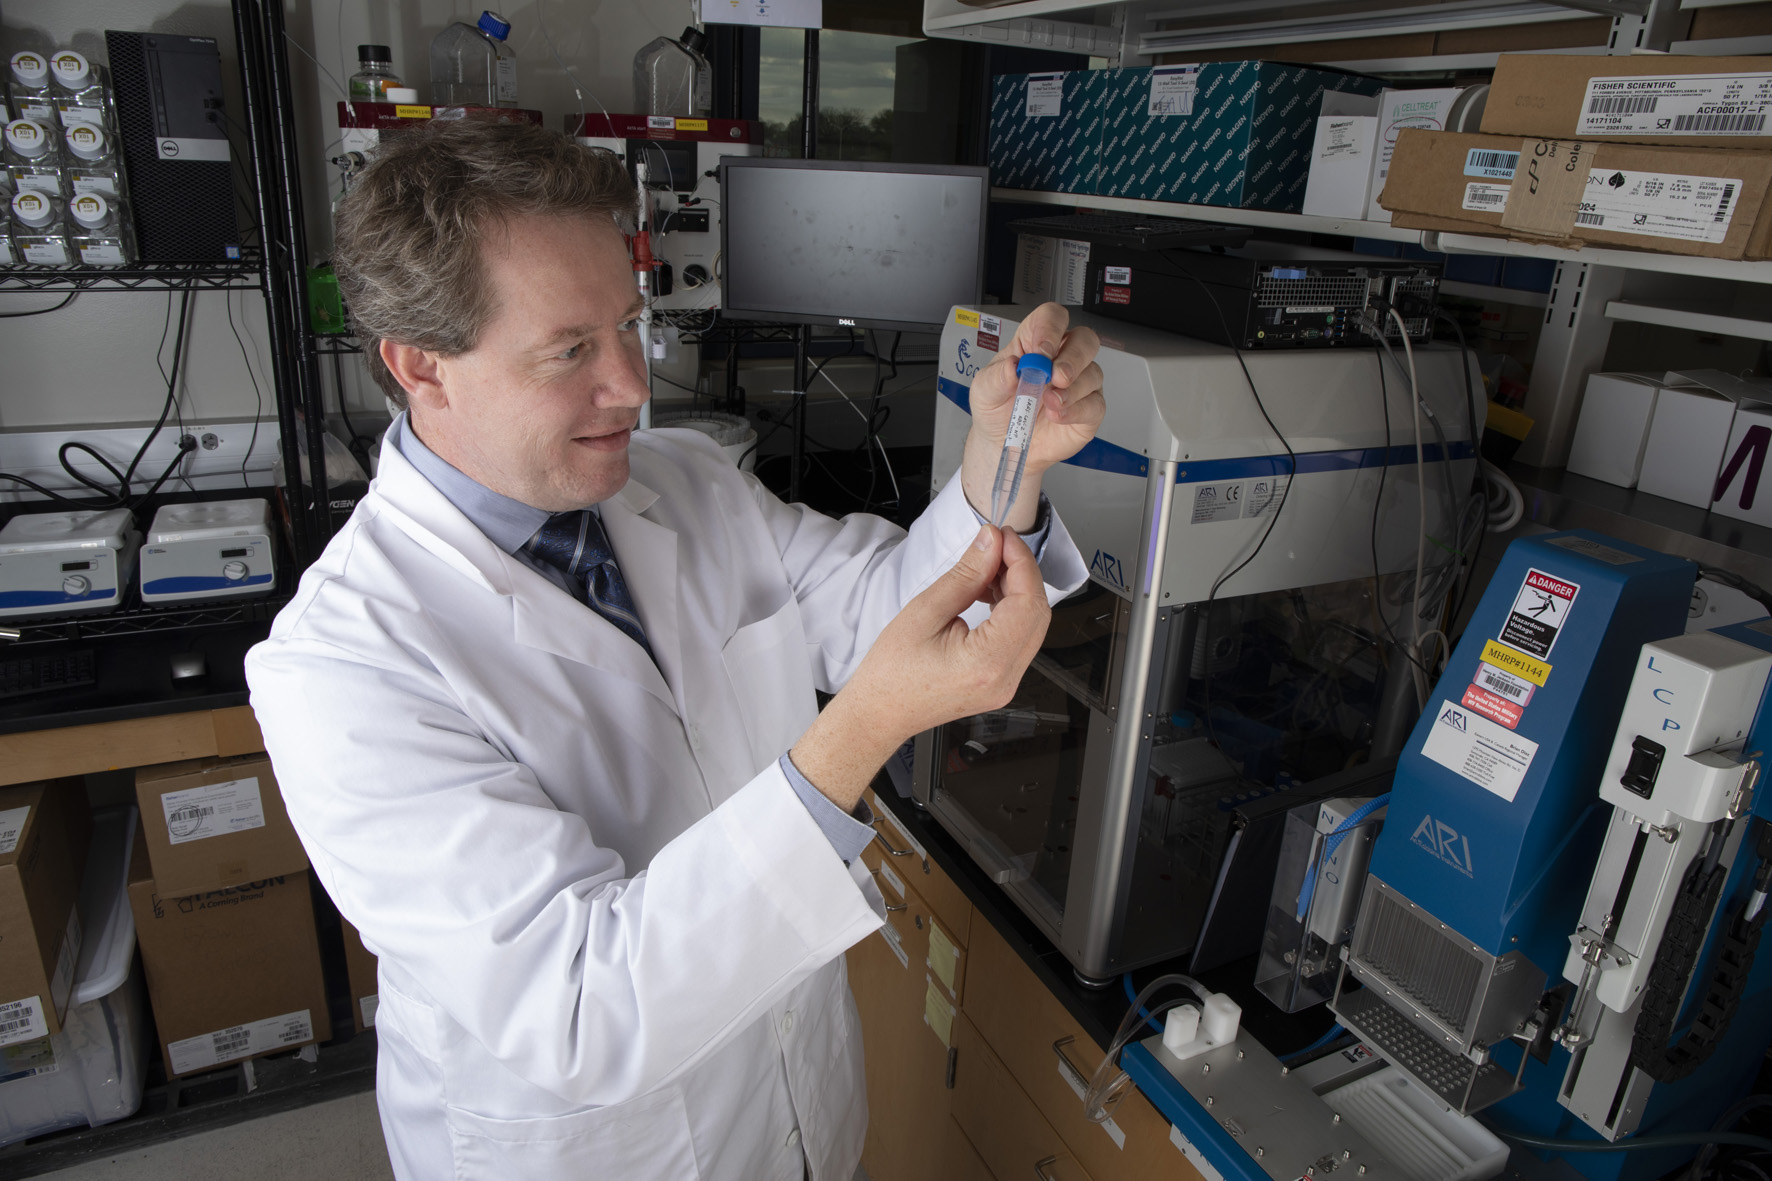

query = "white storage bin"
(1326, 1063), (1508, 1181)
(0, 806), (147, 1146)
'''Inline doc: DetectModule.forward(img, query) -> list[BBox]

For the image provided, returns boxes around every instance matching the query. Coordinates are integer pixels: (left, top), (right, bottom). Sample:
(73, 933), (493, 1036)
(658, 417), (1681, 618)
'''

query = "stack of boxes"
(4, 48), (133, 267)
(1379, 54), (1772, 261)
(990, 63), (1382, 212)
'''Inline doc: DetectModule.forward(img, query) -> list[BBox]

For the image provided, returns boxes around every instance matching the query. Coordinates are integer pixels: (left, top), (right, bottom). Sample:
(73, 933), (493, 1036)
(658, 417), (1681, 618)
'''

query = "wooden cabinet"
(944, 1118), (998, 1181)
(951, 1012), (1094, 1181)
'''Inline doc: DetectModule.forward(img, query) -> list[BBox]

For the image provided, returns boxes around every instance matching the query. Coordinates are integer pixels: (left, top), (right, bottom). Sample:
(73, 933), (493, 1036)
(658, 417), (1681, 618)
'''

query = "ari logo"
(1438, 704), (1468, 733)
(1411, 813), (1475, 877)
(1089, 549), (1127, 592)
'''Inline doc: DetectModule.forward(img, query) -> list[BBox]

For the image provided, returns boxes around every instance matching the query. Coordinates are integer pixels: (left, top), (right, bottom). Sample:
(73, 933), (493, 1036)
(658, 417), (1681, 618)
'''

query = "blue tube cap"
(478, 10), (512, 40)
(1017, 353), (1054, 381)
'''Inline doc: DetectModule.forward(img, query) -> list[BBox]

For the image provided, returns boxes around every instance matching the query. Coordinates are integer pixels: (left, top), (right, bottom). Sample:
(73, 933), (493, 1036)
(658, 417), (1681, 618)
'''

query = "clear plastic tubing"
(990, 352), (1054, 528)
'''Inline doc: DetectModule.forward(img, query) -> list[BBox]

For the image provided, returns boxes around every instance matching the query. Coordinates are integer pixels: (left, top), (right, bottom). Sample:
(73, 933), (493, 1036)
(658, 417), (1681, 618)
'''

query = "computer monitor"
(718, 157), (990, 335)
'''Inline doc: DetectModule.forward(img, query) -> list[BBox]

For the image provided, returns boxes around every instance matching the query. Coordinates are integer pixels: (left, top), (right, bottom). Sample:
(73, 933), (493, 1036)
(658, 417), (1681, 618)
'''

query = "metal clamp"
(871, 820), (915, 858)
(870, 870), (907, 911)
(1033, 1155), (1066, 1180)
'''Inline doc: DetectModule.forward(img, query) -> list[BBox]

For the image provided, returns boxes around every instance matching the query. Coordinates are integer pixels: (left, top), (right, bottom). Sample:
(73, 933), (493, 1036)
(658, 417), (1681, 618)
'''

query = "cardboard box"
(1483, 54), (1772, 149)
(1637, 372), (1741, 508)
(134, 755), (307, 899)
(1566, 373), (1665, 488)
(126, 824), (328, 1077)
(988, 70), (1108, 195)
(1380, 130), (1772, 261)
(340, 920), (379, 1033)
(1097, 62), (1382, 210)
(0, 781), (91, 1044)
(1302, 94), (1380, 218)
(1367, 87), (1467, 221)
(1695, 371), (1772, 526)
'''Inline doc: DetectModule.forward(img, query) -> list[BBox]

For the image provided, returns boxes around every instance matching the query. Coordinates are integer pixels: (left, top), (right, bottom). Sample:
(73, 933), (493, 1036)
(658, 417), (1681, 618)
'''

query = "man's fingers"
(1050, 326), (1100, 389)
(906, 525), (1004, 627)
(1011, 302), (1071, 361)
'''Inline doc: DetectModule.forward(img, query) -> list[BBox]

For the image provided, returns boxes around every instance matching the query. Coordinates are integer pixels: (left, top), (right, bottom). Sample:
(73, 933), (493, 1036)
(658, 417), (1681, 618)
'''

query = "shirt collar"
(386, 412), (556, 555)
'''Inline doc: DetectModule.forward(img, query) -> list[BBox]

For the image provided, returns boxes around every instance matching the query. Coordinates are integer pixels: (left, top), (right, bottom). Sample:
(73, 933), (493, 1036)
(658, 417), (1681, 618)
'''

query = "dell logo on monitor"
(838, 318), (856, 326)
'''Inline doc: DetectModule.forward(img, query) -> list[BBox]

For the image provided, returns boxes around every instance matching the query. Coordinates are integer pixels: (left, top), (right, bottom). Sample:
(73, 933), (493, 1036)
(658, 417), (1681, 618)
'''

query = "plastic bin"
(0, 806), (147, 1146)
(1326, 1063), (1508, 1181)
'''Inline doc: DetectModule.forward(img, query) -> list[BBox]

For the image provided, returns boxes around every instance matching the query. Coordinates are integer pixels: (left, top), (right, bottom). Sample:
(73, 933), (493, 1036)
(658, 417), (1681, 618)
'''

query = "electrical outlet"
(0, 419), (279, 502)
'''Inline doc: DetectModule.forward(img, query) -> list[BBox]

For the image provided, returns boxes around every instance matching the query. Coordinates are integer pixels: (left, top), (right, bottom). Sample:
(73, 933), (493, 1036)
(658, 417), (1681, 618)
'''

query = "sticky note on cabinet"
(924, 977), (956, 1047)
(927, 921), (961, 993)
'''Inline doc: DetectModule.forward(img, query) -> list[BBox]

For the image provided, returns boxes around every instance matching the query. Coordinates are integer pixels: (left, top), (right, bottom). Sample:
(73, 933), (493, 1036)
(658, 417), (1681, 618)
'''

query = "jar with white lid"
(49, 50), (113, 131)
(63, 120), (121, 198)
(8, 51), (53, 124)
(4, 118), (63, 198)
(68, 190), (131, 265)
(11, 188), (69, 265)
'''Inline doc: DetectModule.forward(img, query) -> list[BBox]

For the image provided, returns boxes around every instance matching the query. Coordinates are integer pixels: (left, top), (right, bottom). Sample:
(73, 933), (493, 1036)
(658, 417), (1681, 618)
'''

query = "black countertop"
(868, 782), (1339, 1058)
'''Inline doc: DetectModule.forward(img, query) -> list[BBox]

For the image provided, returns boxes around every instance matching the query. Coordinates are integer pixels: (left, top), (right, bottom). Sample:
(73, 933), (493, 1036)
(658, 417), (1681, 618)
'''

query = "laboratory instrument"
(720, 157), (989, 334)
(0, 509), (140, 618)
(990, 353), (1051, 528)
(632, 26), (711, 119)
(920, 306), (1482, 983)
(429, 12), (517, 109)
(138, 500), (276, 604)
(570, 113), (763, 313)
(1083, 242), (1442, 349)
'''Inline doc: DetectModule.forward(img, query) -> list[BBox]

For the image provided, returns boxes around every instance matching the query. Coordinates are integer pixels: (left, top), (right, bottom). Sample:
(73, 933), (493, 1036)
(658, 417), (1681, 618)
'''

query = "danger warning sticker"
(1500, 568), (1578, 659)
(1463, 682), (1523, 729)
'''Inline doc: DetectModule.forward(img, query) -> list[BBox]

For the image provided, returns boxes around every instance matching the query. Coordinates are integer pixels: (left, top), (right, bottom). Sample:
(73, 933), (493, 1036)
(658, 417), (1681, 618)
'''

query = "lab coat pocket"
(721, 598), (819, 772)
(445, 1086), (699, 1180)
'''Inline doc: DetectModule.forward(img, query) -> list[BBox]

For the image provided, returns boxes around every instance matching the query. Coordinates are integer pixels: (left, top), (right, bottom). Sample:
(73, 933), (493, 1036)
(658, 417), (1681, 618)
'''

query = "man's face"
(413, 213), (649, 512)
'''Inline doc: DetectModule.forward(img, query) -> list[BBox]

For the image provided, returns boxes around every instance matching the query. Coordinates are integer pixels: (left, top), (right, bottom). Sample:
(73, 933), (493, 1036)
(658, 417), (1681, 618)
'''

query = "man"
(246, 120), (1104, 1179)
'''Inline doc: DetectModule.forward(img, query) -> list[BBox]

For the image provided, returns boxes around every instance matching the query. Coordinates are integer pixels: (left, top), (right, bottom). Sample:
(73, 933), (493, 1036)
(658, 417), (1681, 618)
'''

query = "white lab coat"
(246, 425), (1086, 1180)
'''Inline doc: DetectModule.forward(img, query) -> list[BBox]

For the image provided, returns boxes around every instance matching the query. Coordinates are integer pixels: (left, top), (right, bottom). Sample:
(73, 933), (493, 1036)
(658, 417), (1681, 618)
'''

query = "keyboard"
(0, 649), (97, 700)
(1004, 212), (1252, 252)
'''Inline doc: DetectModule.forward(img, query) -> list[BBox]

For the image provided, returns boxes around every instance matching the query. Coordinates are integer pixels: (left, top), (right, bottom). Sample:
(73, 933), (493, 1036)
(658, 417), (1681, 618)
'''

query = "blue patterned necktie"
(524, 510), (653, 659)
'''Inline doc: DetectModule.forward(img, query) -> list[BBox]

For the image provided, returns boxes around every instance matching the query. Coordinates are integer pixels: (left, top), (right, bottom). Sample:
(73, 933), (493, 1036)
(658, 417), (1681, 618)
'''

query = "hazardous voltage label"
(1500, 569), (1578, 659)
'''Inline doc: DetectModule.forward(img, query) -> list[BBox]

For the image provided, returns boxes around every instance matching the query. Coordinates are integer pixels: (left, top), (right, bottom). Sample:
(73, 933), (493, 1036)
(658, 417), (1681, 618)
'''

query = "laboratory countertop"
(867, 782), (1337, 1058)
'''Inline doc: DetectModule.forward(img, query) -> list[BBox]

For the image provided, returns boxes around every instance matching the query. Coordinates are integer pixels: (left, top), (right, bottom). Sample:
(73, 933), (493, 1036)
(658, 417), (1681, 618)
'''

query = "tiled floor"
(32, 1092), (394, 1181)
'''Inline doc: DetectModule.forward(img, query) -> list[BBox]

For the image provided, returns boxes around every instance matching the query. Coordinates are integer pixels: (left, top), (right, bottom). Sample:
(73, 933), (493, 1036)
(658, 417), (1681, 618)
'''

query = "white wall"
(0, 0), (690, 451)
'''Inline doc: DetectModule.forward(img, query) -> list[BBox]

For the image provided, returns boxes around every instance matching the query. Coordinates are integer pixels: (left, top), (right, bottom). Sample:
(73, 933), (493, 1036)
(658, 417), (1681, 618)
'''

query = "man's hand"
(791, 525), (1051, 810)
(960, 302), (1105, 533)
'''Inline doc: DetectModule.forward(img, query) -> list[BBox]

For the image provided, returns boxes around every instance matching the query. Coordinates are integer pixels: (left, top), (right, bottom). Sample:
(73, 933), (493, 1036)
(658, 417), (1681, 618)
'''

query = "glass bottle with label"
(63, 121), (121, 198)
(8, 52), (53, 125)
(633, 27), (712, 119)
(68, 191), (132, 265)
(348, 45), (403, 102)
(5, 118), (62, 197)
(11, 189), (69, 265)
(48, 50), (113, 131)
(429, 12), (517, 108)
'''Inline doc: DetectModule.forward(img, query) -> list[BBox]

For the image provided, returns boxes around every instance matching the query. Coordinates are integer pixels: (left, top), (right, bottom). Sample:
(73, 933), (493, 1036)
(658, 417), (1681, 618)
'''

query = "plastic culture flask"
(69, 191), (130, 265)
(8, 51), (52, 123)
(48, 50), (111, 130)
(64, 121), (120, 198)
(990, 353), (1054, 528)
(429, 12), (517, 108)
(11, 188), (69, 264)
(5, 118), (62, 197)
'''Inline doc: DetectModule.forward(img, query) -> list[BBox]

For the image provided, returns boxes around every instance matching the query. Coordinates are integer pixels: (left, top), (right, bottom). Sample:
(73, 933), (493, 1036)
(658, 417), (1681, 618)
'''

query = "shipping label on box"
(135, 756), (308, 898)
(167, 1009), (314, 1075)
(1580, 72), (1772, 139)
(1484, 55), (1772, 148)
(161, 776), (268, 845)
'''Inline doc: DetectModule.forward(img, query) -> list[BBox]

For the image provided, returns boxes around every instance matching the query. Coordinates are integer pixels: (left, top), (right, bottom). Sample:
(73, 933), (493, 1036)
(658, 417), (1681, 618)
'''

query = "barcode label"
(1463, 149), (1519, 178)
(0, 997), (48, 1049)
(1579, 167), (1740, 244)
(1587, 95), (1659, 116)
(1575, 211), (1606, 226)
(1474, 661), (1536, 709)
(167, 1008), (314, 1075)
(161, 776), (267, 845)
(1463, 183), (1510, 212)
(1715, 184), (1736, 224)
(1674, 112), (1766, 134)
(169, 806), (214, 823)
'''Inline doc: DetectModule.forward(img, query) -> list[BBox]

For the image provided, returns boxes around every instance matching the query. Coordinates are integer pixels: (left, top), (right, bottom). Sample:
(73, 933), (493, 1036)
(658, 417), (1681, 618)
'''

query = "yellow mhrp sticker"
(1480, 639), (1550, 687)
(394, 104), (431, 119)
(676, 118), (708, 131)
(954, 308), (981, 328)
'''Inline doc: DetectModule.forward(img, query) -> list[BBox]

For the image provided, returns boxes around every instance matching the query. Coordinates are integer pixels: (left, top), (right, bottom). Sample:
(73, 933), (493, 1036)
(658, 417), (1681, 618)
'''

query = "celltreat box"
(1096, 62), (1382, 210)
(341, 919), (379, 1033)
(133, 755), (308, 899)
(126, 823), (327, 1078)
(0, 782), (92, 1045)
(1379, 130), (1772, 261)
(1483, 54), (1772, 149)
(1566, 373), (1666, 489)
(1367, 87), (1467, 222)
(989, 70), (1107, 195)
(1302, 92), (1380, 219)
(1637, 371), (1746, 508)
(139, 499), (276, 604)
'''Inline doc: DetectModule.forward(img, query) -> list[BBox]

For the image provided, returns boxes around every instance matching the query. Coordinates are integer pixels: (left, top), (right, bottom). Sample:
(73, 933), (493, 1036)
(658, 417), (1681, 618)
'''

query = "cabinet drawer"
(966, 920), (1204, 1181)
(945, 1117), (999, 1181)
(867, 789), (973, 947)
(952, 1012), (1094, 1181)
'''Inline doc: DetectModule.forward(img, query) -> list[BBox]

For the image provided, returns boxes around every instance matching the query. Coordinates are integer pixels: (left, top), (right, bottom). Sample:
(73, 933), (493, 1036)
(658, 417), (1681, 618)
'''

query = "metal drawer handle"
(871, 820), (915, 857)
(870, 870), (907, 911)
(1033, 1155), (1066, 1180)
(1051, 1034), (1087, 1080)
